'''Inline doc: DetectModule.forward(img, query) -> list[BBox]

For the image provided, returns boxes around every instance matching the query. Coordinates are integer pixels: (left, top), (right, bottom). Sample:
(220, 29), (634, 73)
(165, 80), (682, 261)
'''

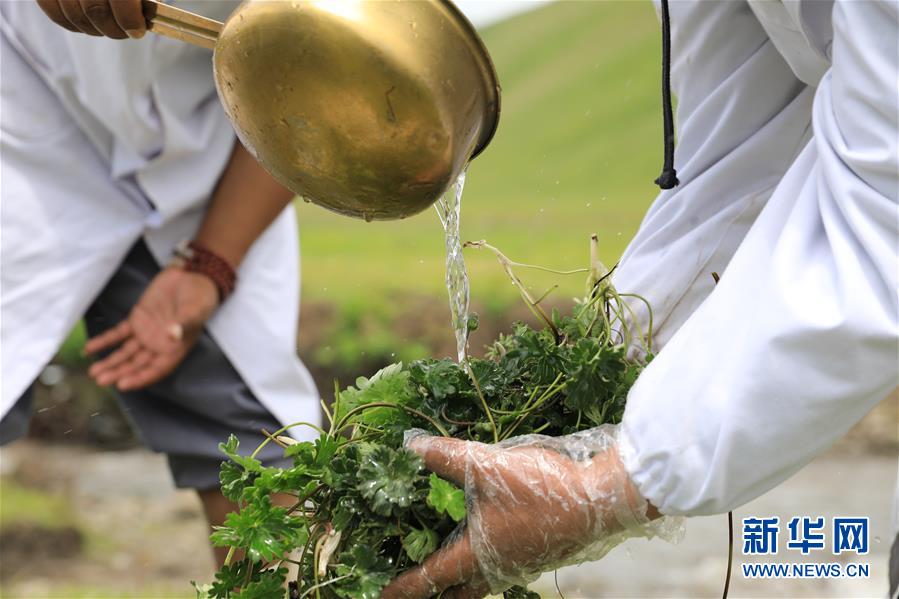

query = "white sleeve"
(612, 0), (814, 349)
(618, 0), (898, 516)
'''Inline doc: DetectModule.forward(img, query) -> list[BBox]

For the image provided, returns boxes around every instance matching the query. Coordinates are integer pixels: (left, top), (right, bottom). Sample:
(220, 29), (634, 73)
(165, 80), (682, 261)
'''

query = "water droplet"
(875, 536), (882, 543)
(363, 212), (373, 222)
(586, 202), (592, 207)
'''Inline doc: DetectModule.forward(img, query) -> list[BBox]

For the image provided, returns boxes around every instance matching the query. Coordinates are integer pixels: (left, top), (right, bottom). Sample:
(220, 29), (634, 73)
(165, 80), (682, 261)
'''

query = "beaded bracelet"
(171, 239), (237, 301)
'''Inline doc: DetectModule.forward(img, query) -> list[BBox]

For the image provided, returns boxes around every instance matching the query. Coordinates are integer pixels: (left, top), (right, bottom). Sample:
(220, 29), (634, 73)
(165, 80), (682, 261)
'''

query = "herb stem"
(335, 403), (450, 438)
(500, 374), (566, 441)
(464, 361), (499, 443)
(250, 421), (328, 460)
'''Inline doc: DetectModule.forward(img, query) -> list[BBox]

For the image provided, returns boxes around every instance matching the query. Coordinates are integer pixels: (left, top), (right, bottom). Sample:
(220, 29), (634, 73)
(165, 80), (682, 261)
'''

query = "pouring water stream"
(435, 168), (470, 363)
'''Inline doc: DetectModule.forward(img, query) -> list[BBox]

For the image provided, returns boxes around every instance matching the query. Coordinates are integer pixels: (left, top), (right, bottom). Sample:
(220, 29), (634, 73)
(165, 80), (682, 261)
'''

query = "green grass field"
(297, 0), (664, 309)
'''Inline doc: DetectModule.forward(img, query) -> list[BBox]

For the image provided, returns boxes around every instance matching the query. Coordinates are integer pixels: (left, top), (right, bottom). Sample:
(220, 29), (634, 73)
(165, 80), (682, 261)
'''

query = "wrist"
(170, 240), (238, 301)
(191, 232), (248, 268)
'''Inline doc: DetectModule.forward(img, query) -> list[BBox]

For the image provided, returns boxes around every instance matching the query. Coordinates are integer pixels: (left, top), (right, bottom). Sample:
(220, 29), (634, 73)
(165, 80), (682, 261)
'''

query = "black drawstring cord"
(655, 0), (679, 190)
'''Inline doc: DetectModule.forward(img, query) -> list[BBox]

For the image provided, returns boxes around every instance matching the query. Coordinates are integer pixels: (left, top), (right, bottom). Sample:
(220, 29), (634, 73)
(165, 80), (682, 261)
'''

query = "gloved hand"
(382, 426), (680, 599)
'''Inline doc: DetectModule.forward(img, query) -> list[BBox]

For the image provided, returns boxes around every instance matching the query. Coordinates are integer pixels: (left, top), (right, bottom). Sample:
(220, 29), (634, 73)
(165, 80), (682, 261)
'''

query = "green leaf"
(220, 460), (256, 503)
(427, 473), (466, 522)
(357, 446), (423, 517)
(314, 433), (340, 467)
(218, 434), (263, 473)
(284, 440), (317, 466)
(333, 546), (392, 599)
(410, 360), (463, 401)
(211, 498), (304, 562)
(504, 585), (541, 599)
(403, 527), (439, 563)
(336, 363), (416, 425)
(233, 567), (287, 599)
(209, 560), (264, 598)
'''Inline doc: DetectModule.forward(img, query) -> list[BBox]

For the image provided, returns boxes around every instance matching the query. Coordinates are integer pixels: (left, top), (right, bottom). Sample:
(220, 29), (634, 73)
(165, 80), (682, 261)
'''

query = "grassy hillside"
(297, 0), (665, 308)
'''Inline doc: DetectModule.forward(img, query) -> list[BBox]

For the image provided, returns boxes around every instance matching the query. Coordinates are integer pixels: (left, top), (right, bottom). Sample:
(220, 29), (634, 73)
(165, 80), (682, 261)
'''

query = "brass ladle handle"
(143, 0), (223, 49)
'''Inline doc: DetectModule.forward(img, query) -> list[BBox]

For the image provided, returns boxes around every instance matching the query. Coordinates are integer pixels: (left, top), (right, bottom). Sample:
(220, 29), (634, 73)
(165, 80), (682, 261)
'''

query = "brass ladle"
(145, 0), (501, 221)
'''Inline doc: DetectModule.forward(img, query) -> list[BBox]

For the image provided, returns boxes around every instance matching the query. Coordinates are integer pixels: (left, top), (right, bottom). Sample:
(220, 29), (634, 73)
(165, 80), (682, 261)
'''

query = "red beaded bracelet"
(171, 240), (237, 301)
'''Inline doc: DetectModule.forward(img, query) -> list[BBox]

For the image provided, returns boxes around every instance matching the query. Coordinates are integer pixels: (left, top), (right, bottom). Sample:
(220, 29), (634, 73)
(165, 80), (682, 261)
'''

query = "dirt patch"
(839, 387), (898, 456)
(0, 524), (84, 580)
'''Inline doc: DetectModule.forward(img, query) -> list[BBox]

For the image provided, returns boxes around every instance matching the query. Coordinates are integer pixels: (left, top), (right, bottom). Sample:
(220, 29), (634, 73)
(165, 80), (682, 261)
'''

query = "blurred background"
(1, 1), (896, 597)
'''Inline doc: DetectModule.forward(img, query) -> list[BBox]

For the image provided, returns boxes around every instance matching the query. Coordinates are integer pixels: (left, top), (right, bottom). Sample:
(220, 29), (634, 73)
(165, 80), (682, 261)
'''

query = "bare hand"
(85, 267), (219, 391)
(35, 0), (146, 39)
(381, 431), (650, 599)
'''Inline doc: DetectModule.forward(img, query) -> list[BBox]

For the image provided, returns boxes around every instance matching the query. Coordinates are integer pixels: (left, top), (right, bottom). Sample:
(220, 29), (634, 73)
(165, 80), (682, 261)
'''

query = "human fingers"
(76, 0), (126, 38)
(117, 351), (179, 391)
(84, 320), (132, 355)
(57, 0), (103, 35)
(108, 0), (146, 38)
(405, 435), (477, 487)
(381, 531), (479, 599)
(88, 338), (140, 379)
(35, 0), (80, 32)
(441, 579), (491, 599)
(93, 345), (152, 388)
(114, 347), (155, 385)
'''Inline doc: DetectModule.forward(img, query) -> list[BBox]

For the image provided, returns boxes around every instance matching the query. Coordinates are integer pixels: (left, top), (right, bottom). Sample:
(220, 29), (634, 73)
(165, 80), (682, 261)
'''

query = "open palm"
(85, 267), (219, 391)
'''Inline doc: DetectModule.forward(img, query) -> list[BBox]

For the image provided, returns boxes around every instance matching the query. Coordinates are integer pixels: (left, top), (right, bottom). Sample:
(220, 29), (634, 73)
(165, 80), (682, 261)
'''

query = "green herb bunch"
(194, 238), (653, 599)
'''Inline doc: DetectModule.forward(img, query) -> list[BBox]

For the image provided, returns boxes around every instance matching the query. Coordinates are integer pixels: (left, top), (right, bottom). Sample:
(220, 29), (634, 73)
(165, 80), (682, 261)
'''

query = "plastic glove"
(382, 426), (680, 598)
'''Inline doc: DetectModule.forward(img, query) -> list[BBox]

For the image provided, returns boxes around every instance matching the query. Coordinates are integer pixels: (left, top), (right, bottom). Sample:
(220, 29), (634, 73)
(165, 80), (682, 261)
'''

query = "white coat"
(614, 0), (898, 522)
(0, 1), (321, 439)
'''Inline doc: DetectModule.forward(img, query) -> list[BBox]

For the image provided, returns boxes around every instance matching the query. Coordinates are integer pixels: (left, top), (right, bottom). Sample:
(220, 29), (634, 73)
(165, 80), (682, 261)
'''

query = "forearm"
(194, 141), (295, 267)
